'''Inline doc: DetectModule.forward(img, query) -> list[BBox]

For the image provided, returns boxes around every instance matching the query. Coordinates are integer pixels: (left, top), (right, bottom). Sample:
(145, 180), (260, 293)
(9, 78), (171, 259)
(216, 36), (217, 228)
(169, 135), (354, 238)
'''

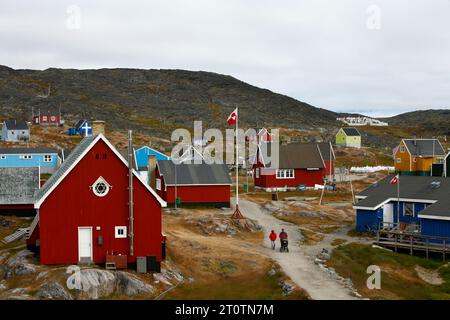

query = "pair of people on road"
(269, 229), (288, 250)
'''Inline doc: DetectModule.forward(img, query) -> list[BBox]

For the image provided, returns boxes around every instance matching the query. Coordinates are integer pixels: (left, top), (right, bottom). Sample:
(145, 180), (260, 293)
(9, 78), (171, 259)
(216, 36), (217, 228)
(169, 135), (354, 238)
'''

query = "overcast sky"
(1, 0), (450, 116)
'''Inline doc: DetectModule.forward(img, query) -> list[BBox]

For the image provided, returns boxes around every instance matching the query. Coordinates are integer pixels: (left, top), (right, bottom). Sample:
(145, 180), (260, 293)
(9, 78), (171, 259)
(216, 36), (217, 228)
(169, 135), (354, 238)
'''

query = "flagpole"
(236, 107), (239, 207)
(397, 175), (400, 228)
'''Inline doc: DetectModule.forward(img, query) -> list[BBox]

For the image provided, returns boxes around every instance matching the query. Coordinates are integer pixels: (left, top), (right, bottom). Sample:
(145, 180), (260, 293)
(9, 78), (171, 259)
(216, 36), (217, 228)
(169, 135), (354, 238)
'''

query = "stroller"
(280, 239), (289, 252)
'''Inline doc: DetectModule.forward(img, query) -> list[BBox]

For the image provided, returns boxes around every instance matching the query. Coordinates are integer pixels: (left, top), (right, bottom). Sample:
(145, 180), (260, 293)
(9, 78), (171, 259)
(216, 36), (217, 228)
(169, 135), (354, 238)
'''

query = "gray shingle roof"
(342, 127), (360, 136)
(157, 160), (232, 185)
(355, 175), (450, 217)
(258, 142), (325, 169)
(35, 135), (96, 202)
(4, 120), (29, 130)
(0, 147), (58, 155)
(403, 139), (445, 156)
(0, 167), (39, 204)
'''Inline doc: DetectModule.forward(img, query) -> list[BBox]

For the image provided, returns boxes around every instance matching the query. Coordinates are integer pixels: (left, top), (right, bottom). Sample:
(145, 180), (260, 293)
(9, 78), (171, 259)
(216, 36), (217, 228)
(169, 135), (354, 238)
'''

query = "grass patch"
(300, 230), (324, 245)
(327, 243), (450, 299)
(164, 267), (309, 300)
(331, 238), (347, 246)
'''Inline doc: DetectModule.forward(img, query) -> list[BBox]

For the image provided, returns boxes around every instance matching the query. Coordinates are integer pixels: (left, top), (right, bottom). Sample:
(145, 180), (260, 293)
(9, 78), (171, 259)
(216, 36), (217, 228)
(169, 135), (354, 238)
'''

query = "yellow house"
(394, 139), (446, 175)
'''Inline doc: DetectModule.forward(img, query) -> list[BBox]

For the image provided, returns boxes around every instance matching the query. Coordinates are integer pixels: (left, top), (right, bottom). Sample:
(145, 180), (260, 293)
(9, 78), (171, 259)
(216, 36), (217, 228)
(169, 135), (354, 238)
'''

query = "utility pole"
(128, 130), (134, 257)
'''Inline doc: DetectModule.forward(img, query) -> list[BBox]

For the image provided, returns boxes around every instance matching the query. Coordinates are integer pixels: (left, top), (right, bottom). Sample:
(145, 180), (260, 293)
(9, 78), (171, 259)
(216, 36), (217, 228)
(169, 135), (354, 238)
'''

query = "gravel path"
(231, 198), (358, 300)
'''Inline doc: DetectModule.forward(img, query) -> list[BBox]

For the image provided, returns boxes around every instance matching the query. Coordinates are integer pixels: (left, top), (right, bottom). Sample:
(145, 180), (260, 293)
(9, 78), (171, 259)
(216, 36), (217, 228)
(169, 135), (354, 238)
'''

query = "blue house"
(135, 146), (171, 170)
(68, 120), (92, 136)
(0, 147), (61, 174)
(354, 176), (450, 239)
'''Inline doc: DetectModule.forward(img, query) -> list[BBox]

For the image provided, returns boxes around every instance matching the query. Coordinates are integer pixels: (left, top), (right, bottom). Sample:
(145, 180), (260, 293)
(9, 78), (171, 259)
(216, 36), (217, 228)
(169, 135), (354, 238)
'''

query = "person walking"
(279, 229), (289, 252)
(269, 230), (277, 250)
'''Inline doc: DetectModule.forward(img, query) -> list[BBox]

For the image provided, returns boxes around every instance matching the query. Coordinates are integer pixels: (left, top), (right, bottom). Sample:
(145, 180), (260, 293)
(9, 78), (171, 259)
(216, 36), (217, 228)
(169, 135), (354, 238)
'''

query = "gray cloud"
(1, 0), (449, 116)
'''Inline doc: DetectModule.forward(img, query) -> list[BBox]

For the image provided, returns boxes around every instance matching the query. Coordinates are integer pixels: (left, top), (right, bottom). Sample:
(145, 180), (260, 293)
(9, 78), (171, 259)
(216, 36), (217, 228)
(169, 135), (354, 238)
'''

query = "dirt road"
(231, 198), (358, 300)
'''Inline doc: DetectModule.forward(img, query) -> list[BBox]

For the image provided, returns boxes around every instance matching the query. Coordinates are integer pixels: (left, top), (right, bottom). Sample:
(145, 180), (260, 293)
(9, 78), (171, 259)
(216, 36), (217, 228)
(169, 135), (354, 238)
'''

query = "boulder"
(4, 250), (37, 278)
(37, 282), (73, 300)
(71, 269), (116, 299)
(115, 271), (154, 296)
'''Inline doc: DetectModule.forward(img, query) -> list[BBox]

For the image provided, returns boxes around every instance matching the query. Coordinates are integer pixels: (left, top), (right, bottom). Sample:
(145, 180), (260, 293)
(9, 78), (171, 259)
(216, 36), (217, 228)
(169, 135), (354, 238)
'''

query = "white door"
(78, 227), (92, 262)
(383, 203), (394, 225)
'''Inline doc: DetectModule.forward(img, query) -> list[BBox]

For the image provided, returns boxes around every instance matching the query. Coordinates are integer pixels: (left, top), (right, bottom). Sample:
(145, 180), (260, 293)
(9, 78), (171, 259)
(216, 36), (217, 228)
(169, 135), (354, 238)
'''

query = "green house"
(335, 127), (361, 148)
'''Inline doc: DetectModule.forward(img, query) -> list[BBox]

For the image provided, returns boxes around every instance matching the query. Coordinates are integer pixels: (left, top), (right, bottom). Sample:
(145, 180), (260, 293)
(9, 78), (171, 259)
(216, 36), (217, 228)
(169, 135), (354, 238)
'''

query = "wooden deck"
(376, 225), (450, 261)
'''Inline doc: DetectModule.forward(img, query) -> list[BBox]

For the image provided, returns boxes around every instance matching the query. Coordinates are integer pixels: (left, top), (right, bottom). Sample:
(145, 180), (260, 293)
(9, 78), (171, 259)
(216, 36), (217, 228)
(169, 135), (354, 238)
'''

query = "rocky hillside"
(0, 65), (338, 136)
(381, 110), (450, 136)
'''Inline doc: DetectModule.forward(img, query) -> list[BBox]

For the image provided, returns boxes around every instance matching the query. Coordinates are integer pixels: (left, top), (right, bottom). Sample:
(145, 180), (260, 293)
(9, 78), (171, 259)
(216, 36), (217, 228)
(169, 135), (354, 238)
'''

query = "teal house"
(0, 147), (61, 174)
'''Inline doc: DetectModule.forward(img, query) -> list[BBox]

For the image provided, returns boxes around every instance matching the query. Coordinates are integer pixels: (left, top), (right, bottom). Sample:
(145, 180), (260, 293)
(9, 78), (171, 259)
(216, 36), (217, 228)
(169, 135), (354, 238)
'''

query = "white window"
(396, 158), (401, 163)
(115, 226), (127, 239)
(437, 158), (444, 164)
(256, 168), (260, 179)
(91, 176), (111, 197)
(42, 116), (47, 121)
(43, 155), (52, 162)
(0, 156), (5, 160)
(19, 155), (32, 160)
(51, 116), (56, 121)
(156, 178), (161, 190)
(413, 158), (417, 163)
(276, 169), (294, 179)
(400, 146), (405, 153)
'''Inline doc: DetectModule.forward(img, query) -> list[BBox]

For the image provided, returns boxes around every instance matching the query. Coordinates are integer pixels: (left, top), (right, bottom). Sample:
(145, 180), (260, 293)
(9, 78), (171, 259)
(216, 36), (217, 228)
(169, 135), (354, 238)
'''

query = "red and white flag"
(390, 174), (399, 185)
(227, 108), (238, 126)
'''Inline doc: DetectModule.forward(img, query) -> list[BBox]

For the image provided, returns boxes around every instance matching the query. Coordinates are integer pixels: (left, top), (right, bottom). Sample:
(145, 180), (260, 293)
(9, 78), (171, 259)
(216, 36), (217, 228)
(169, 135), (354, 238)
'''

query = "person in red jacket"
(269, 230), (277, 250)
(279, 229), (289, 252)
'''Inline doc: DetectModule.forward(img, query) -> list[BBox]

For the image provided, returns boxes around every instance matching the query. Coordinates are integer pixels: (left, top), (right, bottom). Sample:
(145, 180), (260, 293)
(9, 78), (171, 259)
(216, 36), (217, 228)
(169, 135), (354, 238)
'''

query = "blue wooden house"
(0, 147), (61, 174)
(135, 146), (171, 170)
(68, 120), (92, 136)
(354, 176), (450, 239)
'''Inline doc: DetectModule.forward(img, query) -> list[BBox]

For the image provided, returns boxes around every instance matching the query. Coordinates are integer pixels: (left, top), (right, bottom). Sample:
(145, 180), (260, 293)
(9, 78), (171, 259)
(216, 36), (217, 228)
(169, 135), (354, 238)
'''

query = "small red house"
(155, 160), (232, 207)
(33, 115), (64, 126)
(27, 134), (166, 267)
(253, 142), (332, 191)
(245, 128), (274, 143)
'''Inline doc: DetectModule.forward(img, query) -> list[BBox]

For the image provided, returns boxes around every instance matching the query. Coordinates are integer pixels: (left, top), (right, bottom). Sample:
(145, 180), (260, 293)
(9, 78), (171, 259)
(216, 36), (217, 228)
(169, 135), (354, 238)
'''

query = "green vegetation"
(165, 267), (309, 300)
(328, 243), (450, 299)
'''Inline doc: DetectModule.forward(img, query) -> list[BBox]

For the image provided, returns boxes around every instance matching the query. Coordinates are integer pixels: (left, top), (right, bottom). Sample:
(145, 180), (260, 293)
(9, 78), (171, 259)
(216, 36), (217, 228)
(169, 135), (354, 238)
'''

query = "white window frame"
(19, 155), (32, 160)
(91, 176), (111, 197)
(276, 169), (295, 179)
(256, 168), (260, 179)
(156, 178), (161, 190)
(115, 226), (127, 239)
(0, 155), (5, 160)
(396, 158), (401, 163)
(43, 155), (52, 162)
(400, 145), (405, 153)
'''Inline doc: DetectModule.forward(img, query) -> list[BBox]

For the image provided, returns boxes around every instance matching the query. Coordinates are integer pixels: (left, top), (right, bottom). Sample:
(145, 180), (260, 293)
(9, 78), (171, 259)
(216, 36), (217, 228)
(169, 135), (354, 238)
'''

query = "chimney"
(148, 154), (157, 189)
(92, 120), (106, 136)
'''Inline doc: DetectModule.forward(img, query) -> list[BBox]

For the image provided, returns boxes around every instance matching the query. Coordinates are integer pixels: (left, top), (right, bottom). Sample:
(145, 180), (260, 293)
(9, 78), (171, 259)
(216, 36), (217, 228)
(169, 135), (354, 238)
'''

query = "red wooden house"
(253, 142), (332, 191)
(26, 134), (166, 268)
(33, 114), (64, 126)
(155, 160), (232, 207)
(245, 128), (274, 143)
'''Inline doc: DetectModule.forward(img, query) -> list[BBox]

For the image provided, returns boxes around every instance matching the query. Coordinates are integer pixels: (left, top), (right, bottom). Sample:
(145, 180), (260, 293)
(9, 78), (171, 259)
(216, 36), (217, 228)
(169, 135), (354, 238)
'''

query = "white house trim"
(135, 146), (171, 159)
(417, 214), (450, 221)
(34, 134), (166, 209)
(353, 198), (438, 211)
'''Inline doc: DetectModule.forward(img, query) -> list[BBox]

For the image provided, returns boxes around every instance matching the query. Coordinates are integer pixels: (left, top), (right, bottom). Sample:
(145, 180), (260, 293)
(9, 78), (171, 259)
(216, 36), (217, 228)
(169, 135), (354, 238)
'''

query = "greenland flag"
(390, 174), (399, 185)
(227, 108), (238, 126)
